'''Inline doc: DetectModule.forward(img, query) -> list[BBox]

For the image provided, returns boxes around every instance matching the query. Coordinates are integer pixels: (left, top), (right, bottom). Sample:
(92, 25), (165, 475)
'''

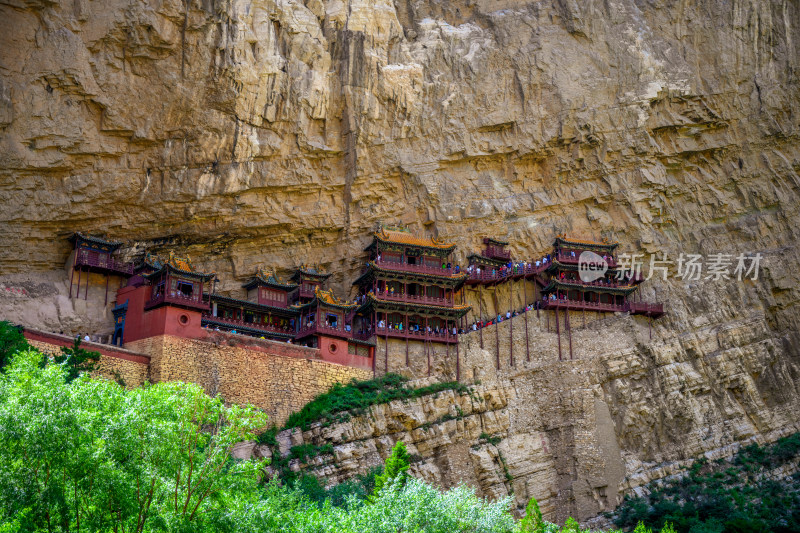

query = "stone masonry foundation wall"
(24, 329), (150, 388)
(125, 334), (372, 426)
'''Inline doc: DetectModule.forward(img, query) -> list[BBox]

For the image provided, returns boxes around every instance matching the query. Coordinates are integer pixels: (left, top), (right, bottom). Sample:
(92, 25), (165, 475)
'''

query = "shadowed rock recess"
(1, 0), (799, 523)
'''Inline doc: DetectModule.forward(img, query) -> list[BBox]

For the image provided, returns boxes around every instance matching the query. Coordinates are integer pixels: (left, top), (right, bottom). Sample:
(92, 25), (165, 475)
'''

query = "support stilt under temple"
(524, 278), (530, 362)
(479, 285), (484, 349)
(69, 252), (76, 298)
(567, 308), (573, 360)
(494, 285), (500, 370)
(555, 308), (562, 361)
(427, 340), (431, 377)
(509, 279), (514, 367)
(456, 337), (460, 381)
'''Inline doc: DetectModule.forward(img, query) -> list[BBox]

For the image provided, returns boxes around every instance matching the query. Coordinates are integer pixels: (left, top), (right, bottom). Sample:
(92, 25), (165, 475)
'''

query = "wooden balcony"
(144, 291), (210, 311)
(374, 259), (455, 276)
(541, 299), (626, 313)
(201, 315), (295, 336)
(483, 244), (511, 260)
(374, 290), (454, 307)
(372, 326), (458, 344)
(297, 287), (317, 300)
(75, 249), (135, 276)
(550, 277), (637, 290)
(626, 301), (665, 317)
(465, 263), (547, 285)
(296, 323), (352, 339)
(540, 298), (664, 317)
(555, 252), (618, 268)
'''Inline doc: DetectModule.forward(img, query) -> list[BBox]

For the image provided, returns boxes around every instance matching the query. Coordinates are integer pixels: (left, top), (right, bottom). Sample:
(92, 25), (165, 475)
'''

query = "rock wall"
(2, 0), (800, 522)
(24, 328), (151, 388)
(271, 304), (800, 522)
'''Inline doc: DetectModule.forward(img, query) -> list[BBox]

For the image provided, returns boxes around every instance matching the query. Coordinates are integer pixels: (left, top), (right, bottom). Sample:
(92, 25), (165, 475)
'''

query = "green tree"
(0, 347), (268, 532)
(0, 321), (28, 370)
(52, 338), (101, 383)
(369, 440), (411, 502)
(519, 497), (545, 533)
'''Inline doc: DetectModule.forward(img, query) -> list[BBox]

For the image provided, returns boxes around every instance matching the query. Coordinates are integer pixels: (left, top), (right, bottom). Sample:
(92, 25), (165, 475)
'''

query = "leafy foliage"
(0, 347), (268, 532)
(282, 372), (469, 430)
(0, 321), (28, 371)
(611, 435), (800, 533)
(52, 337), (101, 382)
(369, 440), (411, 502)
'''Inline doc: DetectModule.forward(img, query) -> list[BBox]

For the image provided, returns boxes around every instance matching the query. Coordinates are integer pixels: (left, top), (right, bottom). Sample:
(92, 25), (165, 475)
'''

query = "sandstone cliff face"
(251, 306), (800, 522)
(1, 0), (800, 522)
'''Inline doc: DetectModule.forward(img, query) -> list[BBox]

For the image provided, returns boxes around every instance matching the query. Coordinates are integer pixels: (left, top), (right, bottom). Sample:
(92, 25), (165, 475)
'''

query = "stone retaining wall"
(24, 328), (150, 387)
(125, 334), (372, 425)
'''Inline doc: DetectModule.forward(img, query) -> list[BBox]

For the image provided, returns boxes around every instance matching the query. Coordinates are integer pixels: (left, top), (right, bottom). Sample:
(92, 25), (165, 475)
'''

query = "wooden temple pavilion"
(536, 235), (660, 315)
(467, 237), (512, 270)
(352, 225), (471, 348)
(68, 232), (135, 303)
(202, 267), (299, 342)
(290, 265), (331, 305)
(534, 235), (664, 360)
(114, 252), (215, 344)
(292, 287), (375, 368)
(141, 252), (214, 312)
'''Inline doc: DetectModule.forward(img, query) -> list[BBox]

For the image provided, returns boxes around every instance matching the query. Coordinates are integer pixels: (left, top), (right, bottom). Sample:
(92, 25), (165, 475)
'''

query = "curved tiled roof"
(315, 288), (358, 309)
(296, 264), (330, 277)
(70, 232), (124, 250)
(141, 251), (216, 280)
(243, 267), (298, 290)
(373, 225), (456, 251)
(554, 235), (619, 249)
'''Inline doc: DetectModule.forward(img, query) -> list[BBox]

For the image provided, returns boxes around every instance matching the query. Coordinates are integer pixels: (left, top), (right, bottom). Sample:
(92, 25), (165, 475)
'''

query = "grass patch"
(283, 373), (470, 431)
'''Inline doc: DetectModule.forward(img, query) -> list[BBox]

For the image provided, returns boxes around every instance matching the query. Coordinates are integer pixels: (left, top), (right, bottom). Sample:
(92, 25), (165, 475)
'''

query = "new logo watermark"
(578, 251), (608, 282)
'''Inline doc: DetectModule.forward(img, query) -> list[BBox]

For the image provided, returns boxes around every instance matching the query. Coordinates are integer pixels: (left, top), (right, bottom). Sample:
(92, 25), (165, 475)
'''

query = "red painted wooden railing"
(75, 249), (135, 275)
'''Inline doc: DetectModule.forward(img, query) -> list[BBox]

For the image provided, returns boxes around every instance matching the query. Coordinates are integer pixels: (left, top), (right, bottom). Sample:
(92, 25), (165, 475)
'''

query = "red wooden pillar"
(494, 284), (500, 370)
(405, 313), (409, 367)
(479, 284), (484, 349)
(523, 277), (530, 361)
(76, 265), (82, 301)
(566, 308), (573, 360)
(555, 307), (562, 361)
(68, 247), (77, 298)
(455, 320), (460, 382)
(372, 309), (377, 375)
(84, 266), (89, 300)
(509, 278), (514, 367)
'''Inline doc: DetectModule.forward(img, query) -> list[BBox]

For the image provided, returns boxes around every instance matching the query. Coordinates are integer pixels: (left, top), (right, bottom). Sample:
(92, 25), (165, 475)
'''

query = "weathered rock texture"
(265, 305), (800, 522)
(2, 0), (800, 522)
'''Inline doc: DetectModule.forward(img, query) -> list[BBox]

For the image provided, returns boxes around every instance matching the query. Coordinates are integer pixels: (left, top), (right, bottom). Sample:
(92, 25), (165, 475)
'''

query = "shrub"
(0, 321), (29, 371)
(283, 373), (469, 430)
(369, 440), (411, 503)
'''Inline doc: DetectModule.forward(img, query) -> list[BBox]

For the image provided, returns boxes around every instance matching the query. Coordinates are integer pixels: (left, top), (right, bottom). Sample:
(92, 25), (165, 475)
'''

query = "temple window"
(177, 281), (194, 297)
(326, 313), (339, 328)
